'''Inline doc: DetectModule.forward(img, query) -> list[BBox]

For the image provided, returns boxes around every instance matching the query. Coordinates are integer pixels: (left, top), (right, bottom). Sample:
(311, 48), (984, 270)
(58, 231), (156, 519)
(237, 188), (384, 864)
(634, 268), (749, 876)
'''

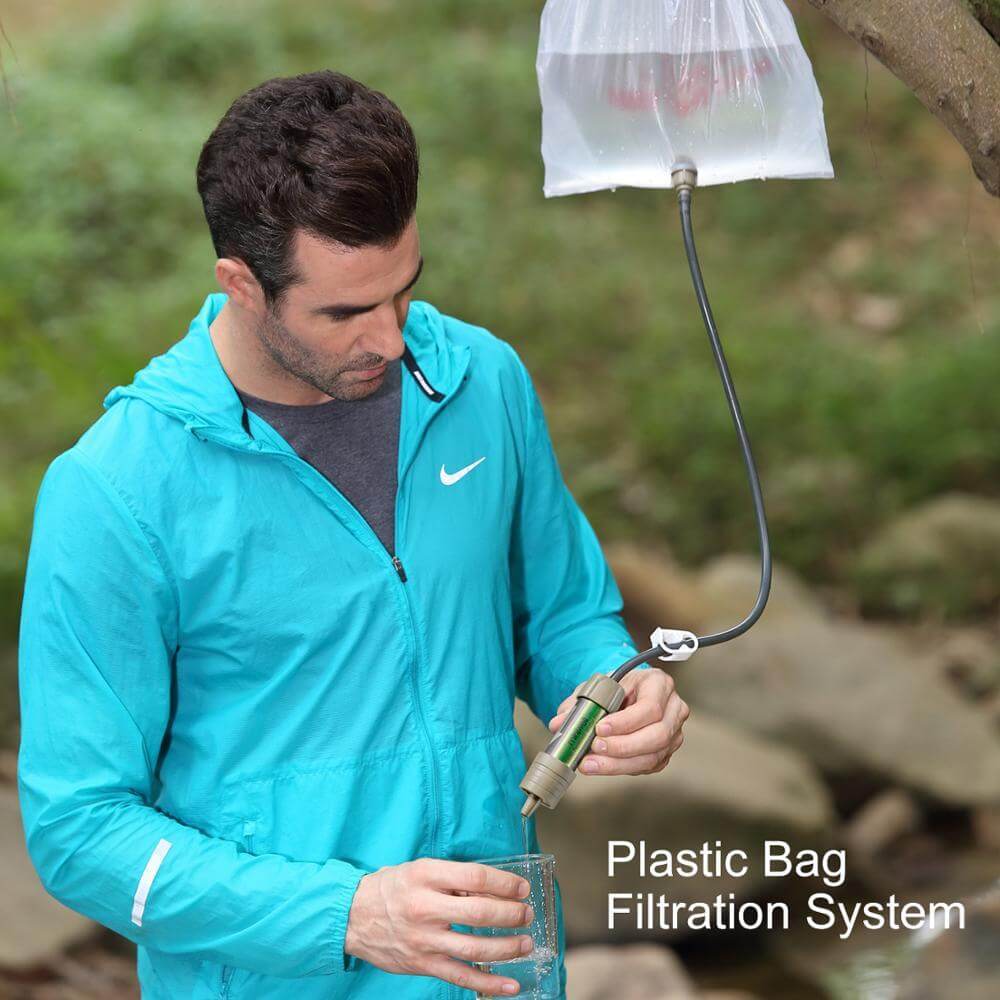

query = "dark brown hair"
(196, 70), (419, 302)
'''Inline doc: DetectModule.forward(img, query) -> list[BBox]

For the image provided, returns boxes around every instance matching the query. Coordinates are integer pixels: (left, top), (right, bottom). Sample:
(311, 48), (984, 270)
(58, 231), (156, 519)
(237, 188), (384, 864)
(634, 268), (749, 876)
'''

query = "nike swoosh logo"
(440, 456), (486, 486)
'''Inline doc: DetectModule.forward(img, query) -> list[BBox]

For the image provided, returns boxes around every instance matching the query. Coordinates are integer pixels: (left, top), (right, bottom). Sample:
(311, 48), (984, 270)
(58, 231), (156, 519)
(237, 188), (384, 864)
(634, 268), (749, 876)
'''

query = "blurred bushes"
(91, 6), (280, 92)
(1, 0), (998, 728)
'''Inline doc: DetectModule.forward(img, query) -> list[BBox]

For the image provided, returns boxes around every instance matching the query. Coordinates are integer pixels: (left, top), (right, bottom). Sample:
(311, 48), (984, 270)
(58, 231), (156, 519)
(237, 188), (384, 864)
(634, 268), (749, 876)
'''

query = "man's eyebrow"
(311, 257), (424, 320)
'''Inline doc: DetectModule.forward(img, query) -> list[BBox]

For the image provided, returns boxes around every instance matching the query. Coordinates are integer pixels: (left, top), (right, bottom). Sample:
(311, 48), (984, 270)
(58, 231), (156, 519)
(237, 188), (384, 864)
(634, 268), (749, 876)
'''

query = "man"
(18, 71), (689, 999)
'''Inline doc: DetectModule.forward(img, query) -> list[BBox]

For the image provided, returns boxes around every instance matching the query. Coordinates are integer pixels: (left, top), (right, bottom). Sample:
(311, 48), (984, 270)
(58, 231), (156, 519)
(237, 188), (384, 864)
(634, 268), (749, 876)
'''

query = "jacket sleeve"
(507, 354), (643, 726)
(17, 450), (367, 979)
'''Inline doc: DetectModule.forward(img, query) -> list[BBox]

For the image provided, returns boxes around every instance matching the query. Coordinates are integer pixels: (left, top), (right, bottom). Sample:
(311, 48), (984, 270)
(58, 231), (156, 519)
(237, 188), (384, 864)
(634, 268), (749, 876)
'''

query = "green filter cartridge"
(520, 673), (626, 818)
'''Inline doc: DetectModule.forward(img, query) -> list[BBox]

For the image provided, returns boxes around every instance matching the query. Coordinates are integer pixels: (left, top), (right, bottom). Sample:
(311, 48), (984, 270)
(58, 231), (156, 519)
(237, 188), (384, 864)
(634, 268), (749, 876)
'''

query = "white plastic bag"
(537, 0), (834, 196)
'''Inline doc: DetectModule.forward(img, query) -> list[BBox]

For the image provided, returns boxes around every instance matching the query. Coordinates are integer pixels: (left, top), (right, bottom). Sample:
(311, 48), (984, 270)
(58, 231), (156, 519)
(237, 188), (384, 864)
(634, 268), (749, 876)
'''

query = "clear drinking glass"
(470, 853), (560, 1000)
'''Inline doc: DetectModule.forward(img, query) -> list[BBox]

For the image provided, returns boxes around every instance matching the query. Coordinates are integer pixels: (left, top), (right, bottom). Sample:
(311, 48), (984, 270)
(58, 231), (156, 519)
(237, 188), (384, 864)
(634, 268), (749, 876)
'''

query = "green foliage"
(1, 0), (998, 701)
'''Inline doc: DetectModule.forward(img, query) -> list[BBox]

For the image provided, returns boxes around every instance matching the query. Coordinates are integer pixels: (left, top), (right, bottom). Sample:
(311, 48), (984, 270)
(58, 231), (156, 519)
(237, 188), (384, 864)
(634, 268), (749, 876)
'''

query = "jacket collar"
(104, 293), (469, 443)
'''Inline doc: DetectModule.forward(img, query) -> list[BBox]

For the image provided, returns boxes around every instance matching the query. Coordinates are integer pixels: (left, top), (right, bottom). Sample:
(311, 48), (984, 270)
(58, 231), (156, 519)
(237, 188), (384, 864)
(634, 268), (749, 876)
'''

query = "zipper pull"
(392, 555), (408, 583)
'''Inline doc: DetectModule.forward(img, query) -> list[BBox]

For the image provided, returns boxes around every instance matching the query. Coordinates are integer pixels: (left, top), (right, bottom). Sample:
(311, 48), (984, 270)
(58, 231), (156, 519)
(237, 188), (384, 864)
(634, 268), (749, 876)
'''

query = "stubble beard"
(255, 303), (384, 401)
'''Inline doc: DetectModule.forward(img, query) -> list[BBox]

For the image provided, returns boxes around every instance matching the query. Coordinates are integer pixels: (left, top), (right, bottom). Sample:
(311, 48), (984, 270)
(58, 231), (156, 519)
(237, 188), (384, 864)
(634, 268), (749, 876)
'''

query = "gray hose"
(610, 186), (772, 682)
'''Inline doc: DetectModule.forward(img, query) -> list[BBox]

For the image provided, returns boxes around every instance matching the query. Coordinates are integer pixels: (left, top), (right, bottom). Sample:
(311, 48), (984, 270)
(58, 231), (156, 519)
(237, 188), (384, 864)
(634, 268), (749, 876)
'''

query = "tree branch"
(807, 0), (1000, 196)
(0, 22), (17, 130)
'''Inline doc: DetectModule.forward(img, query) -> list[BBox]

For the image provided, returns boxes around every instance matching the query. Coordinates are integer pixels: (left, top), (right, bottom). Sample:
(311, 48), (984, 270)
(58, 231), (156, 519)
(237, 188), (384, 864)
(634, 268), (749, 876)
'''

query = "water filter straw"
(537, 0), (834, 195)
(521, 674), (627, 817)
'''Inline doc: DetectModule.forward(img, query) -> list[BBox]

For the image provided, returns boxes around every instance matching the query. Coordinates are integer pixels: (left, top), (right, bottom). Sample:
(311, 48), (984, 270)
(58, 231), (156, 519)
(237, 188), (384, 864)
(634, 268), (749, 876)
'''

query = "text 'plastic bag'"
(537, 0), (834, 196)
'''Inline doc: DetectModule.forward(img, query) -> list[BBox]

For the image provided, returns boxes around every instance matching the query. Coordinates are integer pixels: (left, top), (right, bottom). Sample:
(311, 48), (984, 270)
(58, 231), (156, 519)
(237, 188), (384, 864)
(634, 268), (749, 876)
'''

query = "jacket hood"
(103, 293), (469, 442)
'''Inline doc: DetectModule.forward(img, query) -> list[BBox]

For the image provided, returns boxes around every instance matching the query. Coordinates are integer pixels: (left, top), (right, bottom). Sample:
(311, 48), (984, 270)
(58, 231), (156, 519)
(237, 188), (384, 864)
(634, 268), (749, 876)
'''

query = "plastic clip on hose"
(649, 628), (699, 662)
(519, 162), (773, 817)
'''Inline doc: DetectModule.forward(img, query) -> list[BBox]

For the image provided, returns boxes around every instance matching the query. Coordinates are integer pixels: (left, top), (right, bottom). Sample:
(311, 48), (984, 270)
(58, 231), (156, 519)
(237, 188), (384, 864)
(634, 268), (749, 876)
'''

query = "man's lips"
(352, 362), (386, 379)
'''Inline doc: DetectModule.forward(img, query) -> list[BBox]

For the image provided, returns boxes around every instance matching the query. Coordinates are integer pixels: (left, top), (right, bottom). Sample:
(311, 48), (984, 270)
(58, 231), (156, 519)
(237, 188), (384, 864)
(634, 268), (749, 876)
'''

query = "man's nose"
(360, 302), (406, 362)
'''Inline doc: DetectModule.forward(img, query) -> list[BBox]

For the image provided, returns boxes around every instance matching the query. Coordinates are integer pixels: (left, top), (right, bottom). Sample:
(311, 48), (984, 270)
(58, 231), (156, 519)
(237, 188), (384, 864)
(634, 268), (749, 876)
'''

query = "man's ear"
(214, 257), (265, 313)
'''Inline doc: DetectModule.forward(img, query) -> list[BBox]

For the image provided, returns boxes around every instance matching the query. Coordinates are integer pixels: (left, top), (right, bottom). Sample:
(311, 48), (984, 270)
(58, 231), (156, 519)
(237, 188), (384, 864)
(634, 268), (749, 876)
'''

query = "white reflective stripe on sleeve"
(131, 838), (173, 926)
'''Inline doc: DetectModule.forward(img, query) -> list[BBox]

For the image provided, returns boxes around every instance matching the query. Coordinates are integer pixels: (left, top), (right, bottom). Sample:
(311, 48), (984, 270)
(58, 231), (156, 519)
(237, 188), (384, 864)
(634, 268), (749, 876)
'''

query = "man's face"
(255, 217), (422, 401)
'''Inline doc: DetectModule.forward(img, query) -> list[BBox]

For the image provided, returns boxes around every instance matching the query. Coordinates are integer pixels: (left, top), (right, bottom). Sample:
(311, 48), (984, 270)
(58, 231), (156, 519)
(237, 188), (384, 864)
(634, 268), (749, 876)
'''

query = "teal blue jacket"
(17, 293), (638, 999)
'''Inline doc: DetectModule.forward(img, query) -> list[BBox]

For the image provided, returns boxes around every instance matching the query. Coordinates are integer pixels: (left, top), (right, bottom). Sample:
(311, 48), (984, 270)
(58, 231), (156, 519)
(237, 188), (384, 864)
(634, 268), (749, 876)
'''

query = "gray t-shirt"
(237, 360), (402, 555)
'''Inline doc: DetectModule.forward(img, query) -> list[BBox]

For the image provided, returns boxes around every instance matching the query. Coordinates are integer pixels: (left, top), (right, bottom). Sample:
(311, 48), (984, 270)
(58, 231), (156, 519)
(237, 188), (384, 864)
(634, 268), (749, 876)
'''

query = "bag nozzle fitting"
(520, 673), (626, 817)
(671, 160), (698, 193)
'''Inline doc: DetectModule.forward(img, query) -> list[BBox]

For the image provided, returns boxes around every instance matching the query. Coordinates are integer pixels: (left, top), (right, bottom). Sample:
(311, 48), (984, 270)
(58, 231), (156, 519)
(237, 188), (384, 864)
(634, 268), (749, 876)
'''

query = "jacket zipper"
(392, 555), (407, 582)
(211, 357), (469, 863)
(390, 543), (438, 856)
(219, 822), (257, 997)
(390, 363), (469, 860)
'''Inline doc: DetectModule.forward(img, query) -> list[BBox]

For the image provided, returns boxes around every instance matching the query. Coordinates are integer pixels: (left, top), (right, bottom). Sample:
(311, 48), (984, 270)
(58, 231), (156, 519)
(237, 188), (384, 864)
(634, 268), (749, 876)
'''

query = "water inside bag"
(537, 0), (834, 196)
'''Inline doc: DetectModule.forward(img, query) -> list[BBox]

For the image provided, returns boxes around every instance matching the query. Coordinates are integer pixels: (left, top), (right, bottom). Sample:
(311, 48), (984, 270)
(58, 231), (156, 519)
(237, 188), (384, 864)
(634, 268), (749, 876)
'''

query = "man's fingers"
(594, 694), (663, 737)
(580, 749), (671, 776)
(440, 892), (534, 929)
(432, 929), (533, 966)
(550, 671), (660, 733)
(425, 860), (529, 899)
(592, 720), (671, 758)
(547, 688), (582, 731)
(422, 955), (522, 997)
(673, 693), (692, 726)
(594, 692), (690, 757)
(551, 674), (684, 741)
(595, 672), (676, 736)
(662, 690), (691, 737)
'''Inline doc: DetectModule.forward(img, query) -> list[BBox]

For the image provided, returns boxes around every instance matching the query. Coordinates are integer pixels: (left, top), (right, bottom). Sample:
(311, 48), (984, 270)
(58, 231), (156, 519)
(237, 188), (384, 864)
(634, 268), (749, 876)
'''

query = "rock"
(855, 494), (1000, 620)
(843, 789), (922, 860)
(828, 235), (873, 277)
(566, 945), (762, 999)
(972, 805), (1000, 852)
(897, 888), (1000, 1000)
(605, 543), (705, 645)
(679, 619), (1000, 807)
(932, 627), (1000, 700)
(517, 703), (834, 942)
(696, 556), (827, 632)
(0, 749), (16, 785)
(565, 944), (697, 999)
(984, 690), (1000, 731)
(0, 786), (97, 971)
(605, 544), (827, 657)
(852, 294), (903, 333)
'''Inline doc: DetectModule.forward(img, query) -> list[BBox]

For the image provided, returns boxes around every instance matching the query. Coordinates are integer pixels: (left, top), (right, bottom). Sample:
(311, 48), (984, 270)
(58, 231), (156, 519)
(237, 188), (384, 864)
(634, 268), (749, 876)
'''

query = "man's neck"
(209, 300), (334, 405)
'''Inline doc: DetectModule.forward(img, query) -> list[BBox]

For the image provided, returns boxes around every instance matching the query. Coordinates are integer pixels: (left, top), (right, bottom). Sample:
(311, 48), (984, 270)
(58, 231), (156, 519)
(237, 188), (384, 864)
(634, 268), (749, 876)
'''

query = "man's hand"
(344, 858), (534, 996)
(548, 668), (689, 775)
